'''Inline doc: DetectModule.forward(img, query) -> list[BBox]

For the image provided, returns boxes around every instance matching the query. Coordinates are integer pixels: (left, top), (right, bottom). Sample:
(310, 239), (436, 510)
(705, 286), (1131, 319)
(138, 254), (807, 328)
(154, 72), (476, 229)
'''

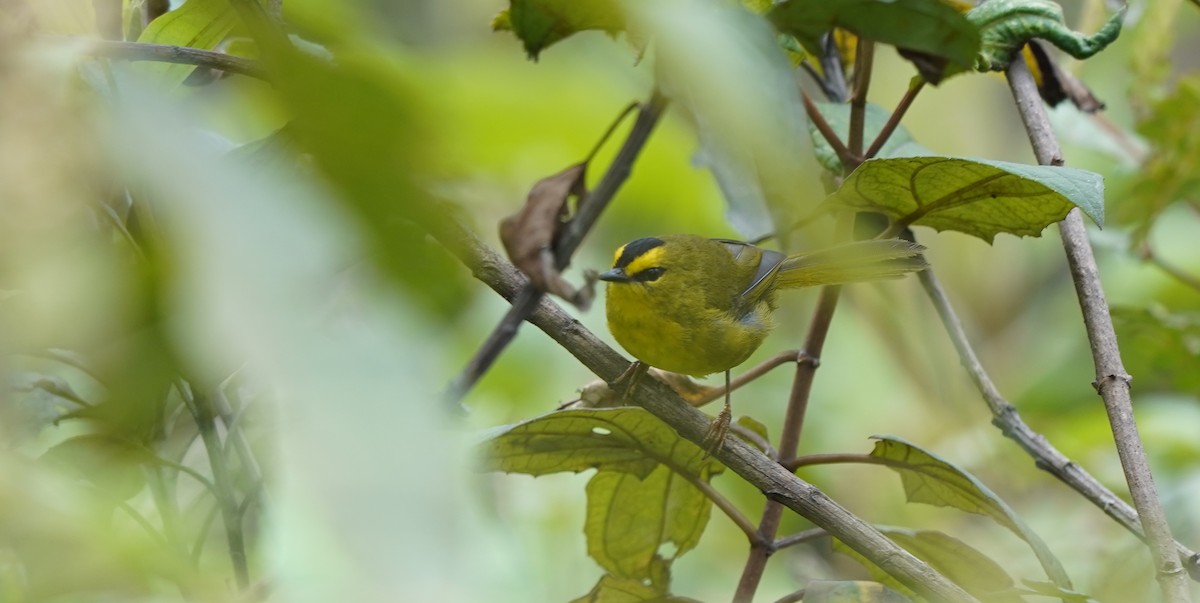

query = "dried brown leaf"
(500, 163), (596, 309)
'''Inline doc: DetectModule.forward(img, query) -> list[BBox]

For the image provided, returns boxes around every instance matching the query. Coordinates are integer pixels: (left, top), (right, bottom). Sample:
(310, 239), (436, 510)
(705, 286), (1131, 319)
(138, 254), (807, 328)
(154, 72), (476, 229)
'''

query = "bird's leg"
(701, 369), (733, 457)
(612, 361), (649, 402)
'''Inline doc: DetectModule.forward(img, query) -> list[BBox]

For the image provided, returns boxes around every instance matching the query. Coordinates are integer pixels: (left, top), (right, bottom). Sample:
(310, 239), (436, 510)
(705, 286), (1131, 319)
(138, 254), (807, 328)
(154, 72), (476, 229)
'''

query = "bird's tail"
(773, 239), (927, 289)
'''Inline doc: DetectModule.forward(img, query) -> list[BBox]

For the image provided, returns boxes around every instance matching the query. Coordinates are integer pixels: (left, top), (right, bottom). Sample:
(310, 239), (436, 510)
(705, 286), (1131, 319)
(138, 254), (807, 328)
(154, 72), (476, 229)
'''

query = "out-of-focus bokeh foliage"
(0, 0), (1198, 602)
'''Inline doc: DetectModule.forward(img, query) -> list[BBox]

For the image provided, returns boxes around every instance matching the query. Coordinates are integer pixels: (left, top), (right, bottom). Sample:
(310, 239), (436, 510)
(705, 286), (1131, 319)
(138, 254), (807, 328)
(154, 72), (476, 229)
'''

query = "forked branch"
(1006, 58), (1193, 602)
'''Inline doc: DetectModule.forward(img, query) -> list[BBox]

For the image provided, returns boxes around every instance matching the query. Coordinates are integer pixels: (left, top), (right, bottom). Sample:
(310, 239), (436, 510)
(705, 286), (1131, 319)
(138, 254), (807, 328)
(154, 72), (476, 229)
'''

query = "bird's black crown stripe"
(614, 237), (665, 269)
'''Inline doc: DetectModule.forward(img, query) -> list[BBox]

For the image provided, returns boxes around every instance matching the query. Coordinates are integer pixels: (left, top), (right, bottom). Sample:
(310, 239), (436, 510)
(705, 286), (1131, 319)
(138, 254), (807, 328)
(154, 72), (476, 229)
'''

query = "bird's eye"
(634, 267), (666, 282)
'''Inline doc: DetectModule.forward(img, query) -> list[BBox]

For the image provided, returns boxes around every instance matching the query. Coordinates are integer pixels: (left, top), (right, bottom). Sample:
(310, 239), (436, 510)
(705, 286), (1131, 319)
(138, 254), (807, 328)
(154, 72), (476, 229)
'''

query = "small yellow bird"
(598, 234), (927, 451)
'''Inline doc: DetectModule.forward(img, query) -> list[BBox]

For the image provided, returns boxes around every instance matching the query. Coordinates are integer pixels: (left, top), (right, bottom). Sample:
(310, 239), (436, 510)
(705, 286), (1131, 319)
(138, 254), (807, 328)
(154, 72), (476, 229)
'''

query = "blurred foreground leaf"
(260, 22), (470, 318)
(136, 0), (238, 87)
(870, 436), (1071, 588)
(628, 0), (816, 240)
(824, 157), (1104, 242)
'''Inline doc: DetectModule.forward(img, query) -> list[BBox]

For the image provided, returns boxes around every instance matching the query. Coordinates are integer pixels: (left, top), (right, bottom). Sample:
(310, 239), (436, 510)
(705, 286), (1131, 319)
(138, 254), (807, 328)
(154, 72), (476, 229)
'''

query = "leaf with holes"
(481, 408), (722, 479)
(570, 573), (703, 603)
(870, 436), (1073, 589)
(807, 101), (933, 174)
(586, 466), (710, 580)
(825, 156), (1104, 242)
(483, 409), (723, 584)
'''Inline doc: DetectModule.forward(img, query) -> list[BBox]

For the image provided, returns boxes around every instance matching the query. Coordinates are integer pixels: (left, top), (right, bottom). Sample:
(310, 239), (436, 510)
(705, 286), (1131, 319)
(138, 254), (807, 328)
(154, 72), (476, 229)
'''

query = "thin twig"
(918, 262), (1200, 580)
(802, 91), (856, 170)
(679, 468), (761, 546)
(191, 499), (223, 565)
(420, 211), (980, 603)
(183, 383), (251, 590)
(787, 452), (876, 472)
(58, 38), (269, 80)
(864, 81), (925, 160)
(771, 527), (828, 552)
(734, 291), (842, 603)
(445, 92), (667, 405)
(690, 349), (801, 406)
(847, 38), (875, 158)
(1140, 245), (1200, 293)
(1006, 58), (1192, 603)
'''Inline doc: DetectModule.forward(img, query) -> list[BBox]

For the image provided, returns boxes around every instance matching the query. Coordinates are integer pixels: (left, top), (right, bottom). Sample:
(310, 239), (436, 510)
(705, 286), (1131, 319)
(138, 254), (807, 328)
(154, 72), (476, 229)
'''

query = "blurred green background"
(1, 0), (1199, 601)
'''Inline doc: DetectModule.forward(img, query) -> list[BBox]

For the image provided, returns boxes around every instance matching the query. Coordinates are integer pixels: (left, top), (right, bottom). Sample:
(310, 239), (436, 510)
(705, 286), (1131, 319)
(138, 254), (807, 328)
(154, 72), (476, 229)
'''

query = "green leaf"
(493, 0), (624, 59)
(883, 530), (1020, 602)
(1111, 306), (1200, 395)
(966, 0), (1125, 71)
(824, 156), (1104, 242)
(832, 528), (1019, 602)
(1014, 580), (1097, 602)
(804, 580), (913, 603)
(1112, 77), (1200, 244)
(807, 102), (933, 174)
(585, 466), (711, 580)
(482, 408), (723, 479)
(484, 409), (722, 581)
(135, 0), (239, 87)
(768, 0), (979, 73)
(570, 574), (702, 603)
(869, 436), (1072, 590)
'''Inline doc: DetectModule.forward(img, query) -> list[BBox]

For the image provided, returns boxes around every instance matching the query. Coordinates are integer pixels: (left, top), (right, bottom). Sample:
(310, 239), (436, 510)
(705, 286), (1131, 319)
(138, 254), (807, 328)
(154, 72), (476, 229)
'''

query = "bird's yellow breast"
(604, 280), (773, 377)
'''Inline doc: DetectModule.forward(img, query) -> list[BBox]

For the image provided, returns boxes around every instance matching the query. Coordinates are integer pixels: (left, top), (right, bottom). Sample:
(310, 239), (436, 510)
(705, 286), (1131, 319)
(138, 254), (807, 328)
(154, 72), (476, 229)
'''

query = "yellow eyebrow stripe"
(625, 246), (666, 276)
(611, 244), (628, 268)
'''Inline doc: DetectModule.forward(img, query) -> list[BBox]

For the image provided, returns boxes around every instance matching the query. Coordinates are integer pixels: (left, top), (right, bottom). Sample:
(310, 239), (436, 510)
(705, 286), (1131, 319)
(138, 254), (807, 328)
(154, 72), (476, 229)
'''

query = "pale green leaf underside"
(870, 436), (1072, 589)
(828, 156), (1104, 242)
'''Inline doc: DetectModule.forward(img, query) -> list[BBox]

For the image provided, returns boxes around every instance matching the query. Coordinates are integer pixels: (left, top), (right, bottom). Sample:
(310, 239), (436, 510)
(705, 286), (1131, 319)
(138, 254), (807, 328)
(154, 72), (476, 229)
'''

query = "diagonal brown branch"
(421, 211), (980, 603)
(1006, 59), (1194, 602)
(445, 92), (667, 405)
(917, 261), (1200, 579)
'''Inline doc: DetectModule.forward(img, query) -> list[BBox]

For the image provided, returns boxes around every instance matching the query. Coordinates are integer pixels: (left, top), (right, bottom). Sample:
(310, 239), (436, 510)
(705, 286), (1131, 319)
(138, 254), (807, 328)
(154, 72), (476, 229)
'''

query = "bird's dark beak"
(598, 268), (631, 283)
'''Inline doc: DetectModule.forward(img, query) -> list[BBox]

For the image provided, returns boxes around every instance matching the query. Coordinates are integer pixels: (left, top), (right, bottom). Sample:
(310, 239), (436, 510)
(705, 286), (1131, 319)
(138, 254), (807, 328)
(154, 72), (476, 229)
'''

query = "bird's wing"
(713, 239), (786, 308)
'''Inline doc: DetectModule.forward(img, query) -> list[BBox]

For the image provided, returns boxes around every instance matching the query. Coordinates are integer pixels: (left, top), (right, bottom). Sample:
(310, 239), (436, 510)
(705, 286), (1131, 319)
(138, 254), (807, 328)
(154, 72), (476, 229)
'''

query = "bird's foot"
(612, 361), (648, 403)
(700, 403), (732, 458)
